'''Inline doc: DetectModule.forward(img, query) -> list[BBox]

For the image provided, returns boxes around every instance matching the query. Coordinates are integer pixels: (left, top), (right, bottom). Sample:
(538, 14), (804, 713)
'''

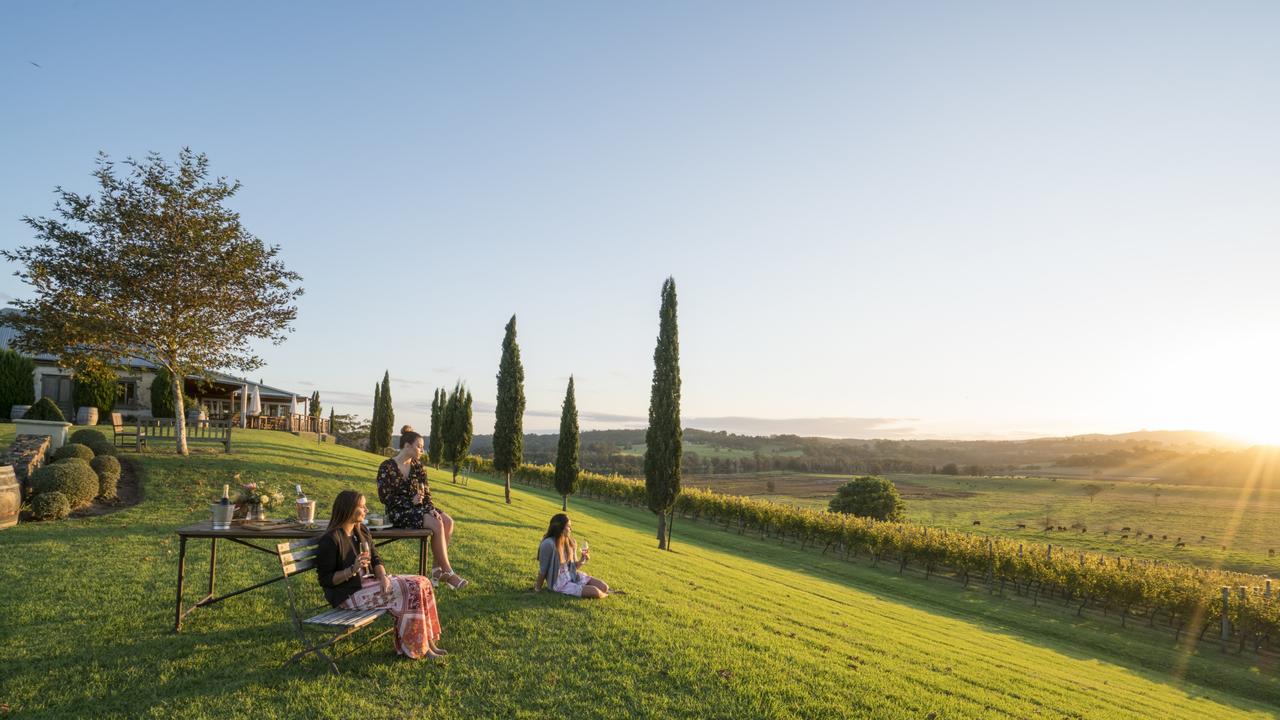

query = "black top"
(315, 525), (384, 608)
(376, 457), (434, 529)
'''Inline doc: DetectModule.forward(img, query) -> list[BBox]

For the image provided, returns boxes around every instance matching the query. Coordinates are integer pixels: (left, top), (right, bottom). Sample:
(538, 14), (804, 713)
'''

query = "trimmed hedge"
(91, 455), (122, 500)
(54, 443), (95, 462)
(0, 349), (36, 420)
(69, 428), (109, 446)
(24, 397), (66, 422)
(31, 461), (98, 508)
(72, 366), (119, 417)
(464, 455), (1280, 653)
(31, 492), (71, 521)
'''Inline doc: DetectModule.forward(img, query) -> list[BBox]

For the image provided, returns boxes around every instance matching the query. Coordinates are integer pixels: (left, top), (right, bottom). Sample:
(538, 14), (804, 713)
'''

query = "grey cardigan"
(538, 537), (578, 589)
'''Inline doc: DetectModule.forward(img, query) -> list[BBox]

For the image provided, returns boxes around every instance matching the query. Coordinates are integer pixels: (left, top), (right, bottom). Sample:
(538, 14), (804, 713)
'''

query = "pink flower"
(245, 482), (257, 491)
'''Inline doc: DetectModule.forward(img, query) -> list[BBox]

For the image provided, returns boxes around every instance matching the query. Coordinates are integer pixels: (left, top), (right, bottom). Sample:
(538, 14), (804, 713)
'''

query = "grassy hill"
(1, 429), (1276, 718)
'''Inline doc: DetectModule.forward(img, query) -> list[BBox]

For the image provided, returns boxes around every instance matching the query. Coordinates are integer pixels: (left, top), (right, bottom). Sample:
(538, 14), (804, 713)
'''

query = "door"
(40, 374), (74, 420)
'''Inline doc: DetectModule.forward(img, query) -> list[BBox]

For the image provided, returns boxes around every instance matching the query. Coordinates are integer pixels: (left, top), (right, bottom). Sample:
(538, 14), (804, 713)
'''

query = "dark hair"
(399, 425), (423, 449)
(541, 513), (575, 564)
(326, 490), (369, 554)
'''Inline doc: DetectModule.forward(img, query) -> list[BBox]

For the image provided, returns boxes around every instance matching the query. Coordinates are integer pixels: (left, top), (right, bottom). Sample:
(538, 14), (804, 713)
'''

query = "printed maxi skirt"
(340, 574), (441, 658)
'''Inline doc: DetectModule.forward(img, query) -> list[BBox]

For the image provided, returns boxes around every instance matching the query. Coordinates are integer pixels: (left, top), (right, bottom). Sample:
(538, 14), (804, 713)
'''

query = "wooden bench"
(142, 417), (232, 453)
(111, 412), (144, 451)
(277, 538), (391, 674)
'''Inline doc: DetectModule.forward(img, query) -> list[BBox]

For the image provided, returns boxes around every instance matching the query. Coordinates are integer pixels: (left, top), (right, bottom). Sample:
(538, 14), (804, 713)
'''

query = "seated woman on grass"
(316, 489), (447, 660)
(376, 425), (468, 590)
(534, 513), (610, 598)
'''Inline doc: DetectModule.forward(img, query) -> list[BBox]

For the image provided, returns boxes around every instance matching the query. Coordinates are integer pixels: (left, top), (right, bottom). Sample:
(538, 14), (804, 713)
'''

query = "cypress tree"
(428, 388), (445, 468)
(310, 390), (321, 417)
(554, 376), (580, 511)
(643, 277), (682, 550)
(442, 382), (473, 485)
(328, 406), (335, 436)
(378, 371), (394, 451)
(369, 381), (382, 452)
(493, 314), (526, 504)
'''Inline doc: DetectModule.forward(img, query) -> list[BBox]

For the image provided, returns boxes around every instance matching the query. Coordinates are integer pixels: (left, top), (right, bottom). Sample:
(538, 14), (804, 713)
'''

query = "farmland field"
(2, 429), (1278, 718)
(686, 471), (1280, 576)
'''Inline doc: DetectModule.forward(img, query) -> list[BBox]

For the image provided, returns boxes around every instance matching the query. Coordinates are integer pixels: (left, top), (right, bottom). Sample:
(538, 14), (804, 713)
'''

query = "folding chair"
(277, 538), (392, 674)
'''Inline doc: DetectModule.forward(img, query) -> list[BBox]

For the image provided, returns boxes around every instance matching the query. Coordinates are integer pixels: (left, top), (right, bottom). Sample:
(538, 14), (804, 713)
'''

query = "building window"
(118, 380), (138, 407)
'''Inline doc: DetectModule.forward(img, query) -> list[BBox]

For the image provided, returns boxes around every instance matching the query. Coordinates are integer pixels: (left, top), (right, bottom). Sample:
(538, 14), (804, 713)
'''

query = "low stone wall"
(4, 434), (51, 498)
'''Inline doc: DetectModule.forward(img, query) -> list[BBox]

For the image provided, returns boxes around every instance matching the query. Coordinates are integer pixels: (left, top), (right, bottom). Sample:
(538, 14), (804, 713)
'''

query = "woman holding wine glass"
(315, 490), (448, 660)
(533, 513), (611, 598)
(376, 426), (469, 590)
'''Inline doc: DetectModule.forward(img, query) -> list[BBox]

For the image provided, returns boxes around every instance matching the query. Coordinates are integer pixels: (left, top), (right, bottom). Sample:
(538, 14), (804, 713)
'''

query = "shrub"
(828, 476), (906, 522)
(89, 439), (117, 457)
(150, 369), (196, 419)
(23, 397), (66, 422)
(72, 366), (120, 417)
(0, 348), (36, 420)
(30, 491), (71, 521)
(53, 443), (95, 462)
(91, 455), (121, 500)
(31, 461), (99, 508)
(69, 428), (109, 446)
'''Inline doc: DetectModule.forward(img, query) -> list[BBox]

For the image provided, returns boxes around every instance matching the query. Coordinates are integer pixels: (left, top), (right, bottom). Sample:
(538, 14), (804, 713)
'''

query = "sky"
(2, 2), (1279, 442)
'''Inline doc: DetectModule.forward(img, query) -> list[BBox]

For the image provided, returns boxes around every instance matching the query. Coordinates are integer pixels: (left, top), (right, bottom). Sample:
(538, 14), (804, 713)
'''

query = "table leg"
(174, 535), (188, 633)
(208, 537), (218, 596)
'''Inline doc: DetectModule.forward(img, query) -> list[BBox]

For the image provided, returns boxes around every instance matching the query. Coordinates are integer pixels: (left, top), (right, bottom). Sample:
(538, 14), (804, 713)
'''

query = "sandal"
(429, 567), (442, 588)
(439, 571), (469, 590)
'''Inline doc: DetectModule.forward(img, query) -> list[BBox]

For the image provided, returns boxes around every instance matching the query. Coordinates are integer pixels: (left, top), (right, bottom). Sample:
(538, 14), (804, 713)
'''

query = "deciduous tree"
(1, 150), (303, 454)
(828, 476), (905, 521)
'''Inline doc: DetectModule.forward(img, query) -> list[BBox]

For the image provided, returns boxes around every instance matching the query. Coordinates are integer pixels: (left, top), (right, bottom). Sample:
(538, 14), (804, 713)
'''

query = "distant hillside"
(470, 427), (1261, 483)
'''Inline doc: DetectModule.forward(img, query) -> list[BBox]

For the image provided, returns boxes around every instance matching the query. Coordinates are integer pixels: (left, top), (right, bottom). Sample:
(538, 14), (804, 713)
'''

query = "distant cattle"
(972, 520), (981, 526)
(1080, 527), (1087, 533)
(1120, 527), (1131, 532)
(1174, 542), (1186, 548)
(1016, 523), (1026, 529)
(1045, 526), (1054, 531)
(1200, 535), (1207, 541)
(1121, 535), (1129, 540)
(1162, 535), (1168, 540)
(1147, 534), (1153, 540)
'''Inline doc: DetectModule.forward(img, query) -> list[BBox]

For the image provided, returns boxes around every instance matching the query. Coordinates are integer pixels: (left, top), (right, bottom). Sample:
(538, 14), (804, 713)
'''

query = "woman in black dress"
(376, 426), (469, 589)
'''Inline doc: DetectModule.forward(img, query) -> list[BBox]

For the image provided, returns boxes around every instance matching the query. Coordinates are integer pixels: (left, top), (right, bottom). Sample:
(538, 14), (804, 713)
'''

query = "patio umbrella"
(249, 385), (262, 416)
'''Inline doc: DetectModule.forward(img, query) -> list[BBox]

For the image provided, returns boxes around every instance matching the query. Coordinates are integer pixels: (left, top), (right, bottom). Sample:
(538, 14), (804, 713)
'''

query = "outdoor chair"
(276, 538), (392, 675)
(111, 412), (144, 451)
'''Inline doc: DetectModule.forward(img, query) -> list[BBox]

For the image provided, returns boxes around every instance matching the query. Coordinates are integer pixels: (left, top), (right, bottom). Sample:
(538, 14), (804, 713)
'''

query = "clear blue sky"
(3, 2), (1279, 441)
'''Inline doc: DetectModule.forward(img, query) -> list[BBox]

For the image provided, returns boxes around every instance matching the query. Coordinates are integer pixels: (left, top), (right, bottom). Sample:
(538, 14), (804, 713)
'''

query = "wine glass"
(579, 539), (590, 562)
(358, 538), (372, 578)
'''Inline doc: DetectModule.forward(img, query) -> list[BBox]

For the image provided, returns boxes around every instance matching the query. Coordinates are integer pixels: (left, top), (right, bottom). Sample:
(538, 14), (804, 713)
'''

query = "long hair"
(326, 489), (369, 555)
(542, 512), (576, 564)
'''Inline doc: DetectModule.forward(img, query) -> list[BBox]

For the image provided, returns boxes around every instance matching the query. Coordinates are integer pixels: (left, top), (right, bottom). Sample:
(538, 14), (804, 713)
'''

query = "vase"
(246, 503), (266, 521)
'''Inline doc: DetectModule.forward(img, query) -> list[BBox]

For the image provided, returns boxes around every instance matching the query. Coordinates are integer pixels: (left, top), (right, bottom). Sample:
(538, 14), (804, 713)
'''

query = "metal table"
(173, 521), (433, 632)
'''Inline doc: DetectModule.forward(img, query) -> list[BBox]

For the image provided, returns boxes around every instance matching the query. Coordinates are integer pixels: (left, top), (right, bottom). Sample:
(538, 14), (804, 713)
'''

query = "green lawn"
(693, 470), (1280, 576)
(1, 430), (1277, 718)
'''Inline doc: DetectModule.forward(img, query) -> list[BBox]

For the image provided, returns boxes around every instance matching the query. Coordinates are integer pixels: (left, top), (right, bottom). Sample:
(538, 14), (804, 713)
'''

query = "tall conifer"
(369, 381), (383, 452)
(428, 388), (445, 467)
(378, 371), (394, 451)
(442, 382), (473, 484)
(644, 277), (682, 550)
(554, 376), (580, 511)
(493, 315), (526, 504)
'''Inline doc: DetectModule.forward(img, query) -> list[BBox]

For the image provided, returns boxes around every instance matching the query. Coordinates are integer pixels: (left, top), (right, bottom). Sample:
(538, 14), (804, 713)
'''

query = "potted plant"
(14, 398), (73, 451)
(233, 476), (284, 521)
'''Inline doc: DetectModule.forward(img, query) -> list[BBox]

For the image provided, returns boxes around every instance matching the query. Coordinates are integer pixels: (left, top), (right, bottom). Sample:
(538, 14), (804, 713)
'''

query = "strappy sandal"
(429, 567), (442, 588)
(439, 571), (469, 590)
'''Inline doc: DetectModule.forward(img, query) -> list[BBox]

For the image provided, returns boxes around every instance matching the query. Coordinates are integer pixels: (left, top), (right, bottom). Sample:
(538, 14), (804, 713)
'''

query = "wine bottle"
(295, 484), (307, 503)
(220, 484), (230, 506)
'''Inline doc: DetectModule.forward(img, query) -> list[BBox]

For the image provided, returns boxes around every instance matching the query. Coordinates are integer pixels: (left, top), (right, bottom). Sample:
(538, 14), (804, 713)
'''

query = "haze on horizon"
(2, 3), (1278, 444)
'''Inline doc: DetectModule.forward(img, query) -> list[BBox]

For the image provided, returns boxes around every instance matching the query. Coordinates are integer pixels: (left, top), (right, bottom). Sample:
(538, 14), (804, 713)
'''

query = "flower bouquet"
(232, 475), (285, 521)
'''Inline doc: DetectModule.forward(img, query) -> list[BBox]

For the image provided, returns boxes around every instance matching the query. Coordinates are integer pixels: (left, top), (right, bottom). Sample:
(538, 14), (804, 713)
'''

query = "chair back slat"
(282, 557), (318, 576)
(277, 538), (322, 577)
(279, 546), (320, 565)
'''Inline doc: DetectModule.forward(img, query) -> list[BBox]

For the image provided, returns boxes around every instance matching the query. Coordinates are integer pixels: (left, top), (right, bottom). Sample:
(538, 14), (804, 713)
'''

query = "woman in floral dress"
(376, 426), (469, 589)
(315, 490), (446, 659)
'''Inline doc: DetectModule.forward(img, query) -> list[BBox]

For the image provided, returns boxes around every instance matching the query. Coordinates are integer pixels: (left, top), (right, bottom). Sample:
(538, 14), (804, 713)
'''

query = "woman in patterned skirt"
(376, 425), (469, 590)
(315, 490), (446, 659)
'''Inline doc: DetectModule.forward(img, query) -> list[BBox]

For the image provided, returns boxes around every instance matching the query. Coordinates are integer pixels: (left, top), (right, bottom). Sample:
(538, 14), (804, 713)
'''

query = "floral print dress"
(376, 458), (434, 529)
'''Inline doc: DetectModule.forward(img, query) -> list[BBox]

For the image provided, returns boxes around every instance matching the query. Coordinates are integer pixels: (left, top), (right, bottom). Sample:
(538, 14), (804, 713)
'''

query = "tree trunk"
(666, 510), (674, 551)
(505, 471), (512, 504)
(170, 369), (189, 456)
(656, 511), (667, 550)
(562, 495), (567, 511)
(451, 464), (459, 484)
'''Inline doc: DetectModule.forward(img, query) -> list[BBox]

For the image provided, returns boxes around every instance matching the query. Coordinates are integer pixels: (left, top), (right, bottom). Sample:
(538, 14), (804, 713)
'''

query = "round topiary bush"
(53, 443), (95, 462)
(24, 397), (66, 422)
(88, 439), (117, 457)
(69, 428), (109, 447)
(91, 455), (122, 500)
(31, 461), (99, 509)
(31, 491), (71, 521)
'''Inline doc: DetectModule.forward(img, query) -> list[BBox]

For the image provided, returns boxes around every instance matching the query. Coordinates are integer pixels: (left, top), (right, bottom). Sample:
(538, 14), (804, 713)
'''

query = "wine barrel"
(0, 466), (19, 530)
(76, 406), (99, 426)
